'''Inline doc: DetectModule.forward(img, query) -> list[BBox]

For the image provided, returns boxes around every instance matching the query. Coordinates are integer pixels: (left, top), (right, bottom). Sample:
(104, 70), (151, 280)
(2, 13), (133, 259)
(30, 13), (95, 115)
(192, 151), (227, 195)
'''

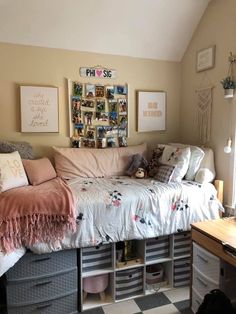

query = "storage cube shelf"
(79, 232), (191, 311)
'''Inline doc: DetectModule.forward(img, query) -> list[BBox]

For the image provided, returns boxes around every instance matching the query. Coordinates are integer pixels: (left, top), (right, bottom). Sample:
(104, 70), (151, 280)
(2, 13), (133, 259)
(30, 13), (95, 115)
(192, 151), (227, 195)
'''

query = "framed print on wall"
(196, 45), (215, 72)
(137, 90), (166, 132)
(20, 85), (59, 133)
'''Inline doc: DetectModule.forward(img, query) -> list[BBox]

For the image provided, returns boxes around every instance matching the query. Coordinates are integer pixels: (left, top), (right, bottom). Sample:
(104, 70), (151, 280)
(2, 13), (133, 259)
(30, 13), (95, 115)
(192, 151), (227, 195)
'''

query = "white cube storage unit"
(79, 231), (192, 311)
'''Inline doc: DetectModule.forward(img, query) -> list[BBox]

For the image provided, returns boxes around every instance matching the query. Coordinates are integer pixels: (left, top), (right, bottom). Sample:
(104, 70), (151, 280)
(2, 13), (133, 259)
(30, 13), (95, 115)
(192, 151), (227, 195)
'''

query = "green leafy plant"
(220, 76), (236, 89)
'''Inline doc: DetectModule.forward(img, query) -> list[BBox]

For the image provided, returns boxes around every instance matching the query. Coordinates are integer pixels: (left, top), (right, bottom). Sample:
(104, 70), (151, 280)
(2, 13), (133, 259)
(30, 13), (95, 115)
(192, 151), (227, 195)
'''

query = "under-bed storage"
(5, 249), (78, 314)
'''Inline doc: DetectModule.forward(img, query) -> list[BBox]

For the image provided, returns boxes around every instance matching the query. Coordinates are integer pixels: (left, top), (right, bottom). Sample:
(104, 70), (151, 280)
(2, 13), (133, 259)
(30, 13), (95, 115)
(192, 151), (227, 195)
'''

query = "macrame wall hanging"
(195, 85), (213, 145)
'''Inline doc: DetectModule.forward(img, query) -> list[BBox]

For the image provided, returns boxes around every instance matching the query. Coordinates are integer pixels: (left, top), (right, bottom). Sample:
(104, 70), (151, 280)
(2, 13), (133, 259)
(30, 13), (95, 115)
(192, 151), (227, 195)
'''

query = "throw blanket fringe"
(0, 178), (76, 253)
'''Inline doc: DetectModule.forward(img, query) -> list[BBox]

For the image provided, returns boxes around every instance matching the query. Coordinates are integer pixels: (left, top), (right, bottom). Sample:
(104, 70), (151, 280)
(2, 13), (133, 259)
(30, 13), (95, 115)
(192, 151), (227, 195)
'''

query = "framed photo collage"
(69, 81), (128, 148)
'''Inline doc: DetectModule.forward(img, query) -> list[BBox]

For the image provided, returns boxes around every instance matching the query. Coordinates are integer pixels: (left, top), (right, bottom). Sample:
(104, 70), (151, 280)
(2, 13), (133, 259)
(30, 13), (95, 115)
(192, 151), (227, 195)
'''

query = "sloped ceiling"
(0, 0), (210, 61)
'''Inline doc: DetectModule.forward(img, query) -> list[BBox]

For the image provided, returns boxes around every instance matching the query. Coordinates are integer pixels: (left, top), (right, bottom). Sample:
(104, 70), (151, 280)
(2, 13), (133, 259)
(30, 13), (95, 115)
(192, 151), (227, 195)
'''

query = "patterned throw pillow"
(0, 151), (28, 192)
(154, 164), (176, 183)
(148, 147), (165, 177)
(159, 145), (191, 182)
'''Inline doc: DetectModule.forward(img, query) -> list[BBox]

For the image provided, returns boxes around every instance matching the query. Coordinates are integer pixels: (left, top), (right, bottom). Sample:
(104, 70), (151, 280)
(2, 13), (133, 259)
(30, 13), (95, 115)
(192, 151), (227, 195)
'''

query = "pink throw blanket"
(0, 177), (76, 253)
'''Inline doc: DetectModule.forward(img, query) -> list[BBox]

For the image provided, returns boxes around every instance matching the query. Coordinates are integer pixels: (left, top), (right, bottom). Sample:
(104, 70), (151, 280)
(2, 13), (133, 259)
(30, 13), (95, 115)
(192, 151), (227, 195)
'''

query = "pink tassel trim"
(0, 214), (76, 253)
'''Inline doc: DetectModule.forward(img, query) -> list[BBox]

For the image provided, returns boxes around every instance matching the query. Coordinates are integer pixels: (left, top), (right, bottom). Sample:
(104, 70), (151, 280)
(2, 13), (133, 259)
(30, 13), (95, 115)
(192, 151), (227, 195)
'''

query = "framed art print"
(196, 45), (215, 72)
(137, 90), (166, 132)
(20, 85), (59, 133)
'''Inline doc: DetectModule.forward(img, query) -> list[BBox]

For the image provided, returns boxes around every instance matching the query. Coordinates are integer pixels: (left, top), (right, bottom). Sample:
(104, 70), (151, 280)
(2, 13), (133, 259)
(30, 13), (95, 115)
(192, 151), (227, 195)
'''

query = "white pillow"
(195, 168), (215, 184)
(195, 148), (216, 183)
(0, 151), (28, 192)
(169, 143), (205, 181)
(158, 145), (191, 182)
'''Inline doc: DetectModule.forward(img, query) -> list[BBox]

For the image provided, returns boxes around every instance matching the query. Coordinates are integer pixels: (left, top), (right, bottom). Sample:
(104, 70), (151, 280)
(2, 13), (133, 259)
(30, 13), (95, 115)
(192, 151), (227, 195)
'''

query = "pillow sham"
(0, 140), (34, 159)
(0, 151), (28, 192)
(53, 143), (147, 179)
(22, 158), (57, 186)
(154, 164), (176, 183)
(158, 145), (191, 182)
(169, 143), (205, 181)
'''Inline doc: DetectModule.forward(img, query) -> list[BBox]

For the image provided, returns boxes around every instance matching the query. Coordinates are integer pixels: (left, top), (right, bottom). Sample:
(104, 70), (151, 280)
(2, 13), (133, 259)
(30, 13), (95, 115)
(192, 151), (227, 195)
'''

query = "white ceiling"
(0, 0), (210, 62)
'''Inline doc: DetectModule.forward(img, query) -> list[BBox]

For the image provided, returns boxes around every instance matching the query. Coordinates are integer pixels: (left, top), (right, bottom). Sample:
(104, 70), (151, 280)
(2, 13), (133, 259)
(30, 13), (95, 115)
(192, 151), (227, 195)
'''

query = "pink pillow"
(53, 143), (147, 179)
(22, 158), (57, 185)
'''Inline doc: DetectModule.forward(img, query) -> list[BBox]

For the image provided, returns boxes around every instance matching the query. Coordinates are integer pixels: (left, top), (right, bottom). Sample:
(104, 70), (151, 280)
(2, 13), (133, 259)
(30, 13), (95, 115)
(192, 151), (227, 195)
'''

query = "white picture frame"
(137, 90), (166, 132)
(196, 45), (215, 72)
(20, 85), (59, 133)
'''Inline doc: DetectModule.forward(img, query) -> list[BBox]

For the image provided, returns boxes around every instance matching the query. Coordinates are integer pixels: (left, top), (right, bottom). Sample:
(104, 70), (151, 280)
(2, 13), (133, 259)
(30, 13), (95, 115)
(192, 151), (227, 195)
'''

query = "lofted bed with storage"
(0, 141), (223, 313)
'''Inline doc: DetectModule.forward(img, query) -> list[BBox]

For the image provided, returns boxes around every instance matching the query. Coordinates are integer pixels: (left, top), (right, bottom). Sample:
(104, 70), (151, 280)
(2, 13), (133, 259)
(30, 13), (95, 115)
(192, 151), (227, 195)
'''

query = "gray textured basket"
(7, 292), (78, 314)
(146, 236), (169, 262)
(6, 249), (77, 281)
(7, 269), (77, 306)
(82, 244), (112, 273)
(173, 232), (191, 258)
(174, 257), (191, 287)
(116, 267), (143, 300)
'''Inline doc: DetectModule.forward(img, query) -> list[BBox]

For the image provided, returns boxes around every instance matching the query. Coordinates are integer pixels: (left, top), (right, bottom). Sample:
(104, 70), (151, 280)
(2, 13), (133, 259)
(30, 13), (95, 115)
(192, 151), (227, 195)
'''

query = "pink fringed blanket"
(0, 177), (76, 253)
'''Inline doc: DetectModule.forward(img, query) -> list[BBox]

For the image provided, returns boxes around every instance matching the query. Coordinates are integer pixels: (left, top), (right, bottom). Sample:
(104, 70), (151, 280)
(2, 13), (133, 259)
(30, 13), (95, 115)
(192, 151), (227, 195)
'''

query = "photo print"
(118, 136), (127, 147)
(86, 126), (96, 139)
(118, 99), (127, 115)
(114, 85), (127, 95)
(109, 111), (118, 125)
(106, 85), (114, 99)
(72, 96), (81, 112)
(86, 84), (95, 97)
(96, 100), (106, 112)
(119, 115), (128, 129)
(81, 99), (95, 108)
(107, 137), (117, 148)
(74, 123), (84, 136)
(73, 82), (83, 97)
(108, 100), (118, 112)
(95, 85), (105, 97)
(83, 138), (96, 148)
(118, 128), (127, 137)
(72, 112), (82, 124)
(98, 112), (109, 122)
(83, 111), (93, 125)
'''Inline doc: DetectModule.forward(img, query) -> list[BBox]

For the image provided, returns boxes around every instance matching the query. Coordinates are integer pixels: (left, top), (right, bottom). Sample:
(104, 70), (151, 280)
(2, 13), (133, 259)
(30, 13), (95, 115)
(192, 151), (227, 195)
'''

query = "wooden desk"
(191, 217), (236, 268)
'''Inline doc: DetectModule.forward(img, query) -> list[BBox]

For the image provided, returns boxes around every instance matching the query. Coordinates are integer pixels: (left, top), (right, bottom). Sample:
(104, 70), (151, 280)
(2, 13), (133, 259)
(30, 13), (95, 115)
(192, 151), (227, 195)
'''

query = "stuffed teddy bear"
(126, 154), (148, 177)
(135, 168), (146, 179)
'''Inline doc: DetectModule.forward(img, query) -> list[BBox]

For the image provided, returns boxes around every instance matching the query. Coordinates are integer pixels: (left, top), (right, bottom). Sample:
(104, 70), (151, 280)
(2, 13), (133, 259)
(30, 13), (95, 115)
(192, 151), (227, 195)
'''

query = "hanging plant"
(220, 77), (235, 98)
(221, 54), (236, 98)
(220, 76), (235, 89)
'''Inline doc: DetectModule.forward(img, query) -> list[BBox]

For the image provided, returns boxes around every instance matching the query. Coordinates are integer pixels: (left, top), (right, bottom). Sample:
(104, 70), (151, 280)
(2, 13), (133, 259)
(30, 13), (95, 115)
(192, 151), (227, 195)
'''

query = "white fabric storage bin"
(193, 242), (219, 283)
(192, 265), (219, 298)
(82, 244), (112, 273)
(146, 236), (169, 262)
(116, 267), (143, 300)
(173, 232), (191, 257)
(192, 287), (203, 314)
(174, 257), (191, 287)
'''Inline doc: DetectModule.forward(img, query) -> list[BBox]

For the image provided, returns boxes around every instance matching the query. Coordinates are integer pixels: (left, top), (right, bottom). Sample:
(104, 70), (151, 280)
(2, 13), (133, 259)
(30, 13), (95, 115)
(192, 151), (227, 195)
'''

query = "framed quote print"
(196, 45), (215, 72)
(20, 85), (59, 133)
(137, 90), (166, 132)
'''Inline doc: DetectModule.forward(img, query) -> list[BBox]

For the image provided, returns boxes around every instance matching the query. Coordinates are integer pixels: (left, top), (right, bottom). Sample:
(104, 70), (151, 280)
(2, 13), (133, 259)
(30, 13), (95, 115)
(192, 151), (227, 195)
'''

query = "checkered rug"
(81, 287), (194, 314)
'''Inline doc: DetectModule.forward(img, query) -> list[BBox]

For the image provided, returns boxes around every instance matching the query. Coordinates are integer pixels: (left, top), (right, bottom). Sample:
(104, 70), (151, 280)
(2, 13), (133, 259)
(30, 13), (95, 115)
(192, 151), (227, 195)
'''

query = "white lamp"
(224, 137), (232, 154)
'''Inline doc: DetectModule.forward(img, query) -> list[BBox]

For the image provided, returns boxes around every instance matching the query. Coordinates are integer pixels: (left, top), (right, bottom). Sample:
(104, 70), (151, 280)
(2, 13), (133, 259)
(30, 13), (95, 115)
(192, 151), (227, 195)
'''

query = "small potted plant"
(220, 76), (236, 98)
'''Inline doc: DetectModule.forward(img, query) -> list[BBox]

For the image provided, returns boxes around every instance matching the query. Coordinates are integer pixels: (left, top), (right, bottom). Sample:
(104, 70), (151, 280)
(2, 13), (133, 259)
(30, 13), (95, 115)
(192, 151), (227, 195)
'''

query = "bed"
(0, 143), (223, 276)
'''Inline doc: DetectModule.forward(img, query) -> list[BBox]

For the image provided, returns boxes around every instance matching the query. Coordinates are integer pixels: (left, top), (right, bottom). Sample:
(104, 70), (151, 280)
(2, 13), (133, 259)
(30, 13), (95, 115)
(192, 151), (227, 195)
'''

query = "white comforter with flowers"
(29, 176), (223, 254)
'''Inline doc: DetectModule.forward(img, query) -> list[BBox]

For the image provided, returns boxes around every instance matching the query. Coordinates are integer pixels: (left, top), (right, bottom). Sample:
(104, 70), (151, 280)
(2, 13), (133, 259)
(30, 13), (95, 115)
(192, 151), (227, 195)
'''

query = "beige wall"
(0, 42), (181, 158)
(181, 0), (236, 205)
